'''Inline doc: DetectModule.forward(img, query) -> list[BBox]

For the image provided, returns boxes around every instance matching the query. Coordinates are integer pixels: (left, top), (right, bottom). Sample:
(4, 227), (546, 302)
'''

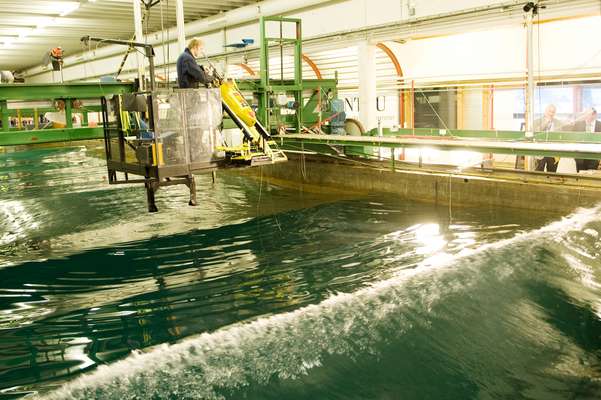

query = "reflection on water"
(0, 146), (600, 399)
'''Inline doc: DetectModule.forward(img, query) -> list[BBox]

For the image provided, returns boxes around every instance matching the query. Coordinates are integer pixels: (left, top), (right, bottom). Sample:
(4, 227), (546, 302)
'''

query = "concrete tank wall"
(255, 154), (601, 214)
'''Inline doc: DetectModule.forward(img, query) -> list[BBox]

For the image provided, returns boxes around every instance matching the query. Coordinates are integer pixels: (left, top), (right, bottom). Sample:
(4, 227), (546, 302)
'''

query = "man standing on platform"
(176, 38), (215, 89)
(572, 107), (601, 172)
(533, 104), (563, 172)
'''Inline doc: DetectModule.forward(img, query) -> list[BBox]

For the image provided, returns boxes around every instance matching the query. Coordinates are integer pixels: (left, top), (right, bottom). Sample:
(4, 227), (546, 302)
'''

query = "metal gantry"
(258, 16), (304, 134)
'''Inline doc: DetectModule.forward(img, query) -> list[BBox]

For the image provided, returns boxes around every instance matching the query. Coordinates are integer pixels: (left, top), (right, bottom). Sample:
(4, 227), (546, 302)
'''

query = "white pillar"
(525, 12), (534, 137)
(133, 0), (145, 88)
(176, 0), (186, 54)
(358, 40), (377, 133)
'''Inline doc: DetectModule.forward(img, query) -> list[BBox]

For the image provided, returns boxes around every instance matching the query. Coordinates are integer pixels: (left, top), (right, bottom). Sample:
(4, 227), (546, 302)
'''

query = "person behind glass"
(533, 104), (562, 172)
(573, 107), (600, 172)
(176, 38), (215, 89)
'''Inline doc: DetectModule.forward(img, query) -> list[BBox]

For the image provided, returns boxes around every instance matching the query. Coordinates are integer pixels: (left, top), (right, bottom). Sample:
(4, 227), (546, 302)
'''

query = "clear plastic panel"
(154, 89), (224, 166)
(182, 88), (224, 163)
(104, 96), (123, 163)
(155, 93), (187, 166)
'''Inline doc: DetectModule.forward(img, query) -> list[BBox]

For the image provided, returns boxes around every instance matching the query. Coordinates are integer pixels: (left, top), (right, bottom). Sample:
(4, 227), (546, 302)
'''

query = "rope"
(448, 173), (453, 222)
(160, 0), (167, 83)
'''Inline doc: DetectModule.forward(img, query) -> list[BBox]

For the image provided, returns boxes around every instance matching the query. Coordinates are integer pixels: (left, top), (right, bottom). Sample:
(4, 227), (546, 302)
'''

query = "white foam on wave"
(35, 205), (601, 400)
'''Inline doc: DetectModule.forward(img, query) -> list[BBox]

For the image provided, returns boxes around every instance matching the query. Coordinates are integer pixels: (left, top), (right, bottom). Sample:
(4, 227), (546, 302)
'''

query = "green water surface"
(1, 145), (600, 399)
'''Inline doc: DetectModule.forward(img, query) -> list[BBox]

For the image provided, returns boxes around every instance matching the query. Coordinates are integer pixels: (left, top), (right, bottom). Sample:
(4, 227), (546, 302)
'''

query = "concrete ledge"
(256, 153), (601, 214)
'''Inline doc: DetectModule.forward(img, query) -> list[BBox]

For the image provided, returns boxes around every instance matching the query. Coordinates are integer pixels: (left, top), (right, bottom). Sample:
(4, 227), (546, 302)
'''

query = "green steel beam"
(259, 19), (269, 129)
(0, 82), (134, 101)
(0, 101), (8, 131)
(236, 79), (336, 92)
(0, 127), (104, 146)
(263, 16), (301, 23)
(268, 85), (303, 92)
(265, 37), (298, 43)
(294, 17), (303, 134)
(65, 98), (73, 129)
(1, 106), (102, 117)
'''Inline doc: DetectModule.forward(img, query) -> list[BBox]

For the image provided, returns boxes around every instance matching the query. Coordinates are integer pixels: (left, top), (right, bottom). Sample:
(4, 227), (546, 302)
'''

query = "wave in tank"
(32, 205), (601, 400)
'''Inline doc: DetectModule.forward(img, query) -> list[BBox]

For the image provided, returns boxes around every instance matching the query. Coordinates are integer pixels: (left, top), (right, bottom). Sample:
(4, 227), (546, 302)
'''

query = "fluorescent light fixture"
(2, 37), (14, 48)
(36, 17), (57, 30)
(57, 1), (80, 16)
(18, 29), (33, 39)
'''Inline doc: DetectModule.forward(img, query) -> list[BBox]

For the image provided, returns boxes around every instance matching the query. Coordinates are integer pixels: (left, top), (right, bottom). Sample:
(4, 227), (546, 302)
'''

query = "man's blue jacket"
(176, 48), (212, 88)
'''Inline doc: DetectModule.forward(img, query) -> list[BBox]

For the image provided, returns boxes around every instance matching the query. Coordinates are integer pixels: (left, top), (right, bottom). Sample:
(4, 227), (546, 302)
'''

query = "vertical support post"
(146, 181), (159, 212)
(295, 19), (303, 134)
(482, 86), (492, 130)
(146, 46), (156, 92)
(525, 12), (535, 137)
(490, 84), (495, 129)
(133, 0), (145, 90)
(16, 109), (22, 129)
(259, 16), (270, 129)
(259, 16), (269, 89)
(188, 175), (197, 206)
(82, 110), (89, 127)
(34, 108), (39, 129)
(457, 87), (465, 130)
(358, 40), (377, 133)
(399, 90), (404, 127)
(482, 85), (494, 168)
(1, 101), (8, 131)
(222, 29), (229, 76)
(176, 0), (186, 54)
(410, 80), (415, 130)
(65, 99), (73, 129)
(280, 20), (284, 85)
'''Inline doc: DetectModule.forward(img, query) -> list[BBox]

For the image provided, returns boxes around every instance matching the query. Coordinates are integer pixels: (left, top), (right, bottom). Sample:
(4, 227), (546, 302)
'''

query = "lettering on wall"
(345, 97), (360, 112)
(343, 95), (395, 113)
(376, 95), (386, 112)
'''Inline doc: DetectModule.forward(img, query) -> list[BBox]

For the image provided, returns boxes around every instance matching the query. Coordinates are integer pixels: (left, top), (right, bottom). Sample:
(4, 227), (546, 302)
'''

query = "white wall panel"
(387, 27), (526, 82)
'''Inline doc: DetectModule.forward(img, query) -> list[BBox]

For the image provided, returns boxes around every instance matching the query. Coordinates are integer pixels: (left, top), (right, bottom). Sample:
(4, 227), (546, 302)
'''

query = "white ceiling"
(0, 0), (258, 71)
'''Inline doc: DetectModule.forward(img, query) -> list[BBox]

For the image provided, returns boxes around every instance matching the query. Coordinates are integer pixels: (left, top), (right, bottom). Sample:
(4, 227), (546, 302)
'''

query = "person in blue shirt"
(176, 38), (215, 89)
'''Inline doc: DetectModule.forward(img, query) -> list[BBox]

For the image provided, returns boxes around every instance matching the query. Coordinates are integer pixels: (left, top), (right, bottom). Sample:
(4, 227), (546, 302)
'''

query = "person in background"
(43, 100), (81, 128)
(572, 107), (601, 171)
(533, 104), (563, 172)
(0, 70), (14, 84)
(176, 38), (215, 89)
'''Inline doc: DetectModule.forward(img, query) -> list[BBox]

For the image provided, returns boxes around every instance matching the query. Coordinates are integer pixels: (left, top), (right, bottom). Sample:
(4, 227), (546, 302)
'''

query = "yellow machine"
(220, 80), (257, 131)
(218, 78), (287, 165)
